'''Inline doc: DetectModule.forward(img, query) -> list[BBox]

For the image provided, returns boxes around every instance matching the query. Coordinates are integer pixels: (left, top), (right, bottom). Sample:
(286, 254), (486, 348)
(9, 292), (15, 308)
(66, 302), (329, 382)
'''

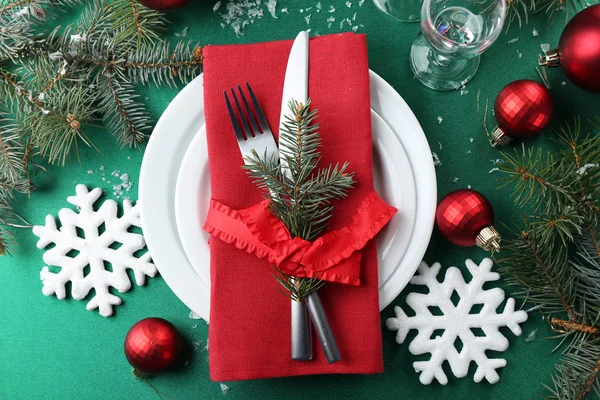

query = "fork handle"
(306, 292), (341, 364)
(291, 300), (312, 360)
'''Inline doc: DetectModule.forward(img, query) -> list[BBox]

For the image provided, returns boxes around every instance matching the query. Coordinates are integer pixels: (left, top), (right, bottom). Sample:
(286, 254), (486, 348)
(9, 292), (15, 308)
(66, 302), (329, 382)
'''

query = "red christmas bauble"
(540, 4), (600, 92)
(124, 318), (182, 375)
(137, 0), (189, 11)
(491, 80), (554, 147)
(436, 189), (500, 251)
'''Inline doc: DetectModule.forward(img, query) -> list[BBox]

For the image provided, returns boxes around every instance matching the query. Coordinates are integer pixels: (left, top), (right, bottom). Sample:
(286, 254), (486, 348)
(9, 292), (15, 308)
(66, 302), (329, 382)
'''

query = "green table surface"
(2, 1), (599, 399)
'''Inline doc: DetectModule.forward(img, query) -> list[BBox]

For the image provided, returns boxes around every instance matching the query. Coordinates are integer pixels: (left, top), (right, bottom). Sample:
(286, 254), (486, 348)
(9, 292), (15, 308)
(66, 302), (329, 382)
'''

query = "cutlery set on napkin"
(201, 31), (395, 381)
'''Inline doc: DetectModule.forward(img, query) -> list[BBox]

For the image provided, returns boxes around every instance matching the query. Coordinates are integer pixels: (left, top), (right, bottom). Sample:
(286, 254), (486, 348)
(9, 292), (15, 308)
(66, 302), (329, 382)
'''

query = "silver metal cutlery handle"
(291, 300), (313, 360)
(306, 292), (341, 364)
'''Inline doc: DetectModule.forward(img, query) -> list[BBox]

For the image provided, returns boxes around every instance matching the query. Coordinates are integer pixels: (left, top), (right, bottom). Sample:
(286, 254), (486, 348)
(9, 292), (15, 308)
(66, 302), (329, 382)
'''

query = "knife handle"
(306, 292), (341, 364)
(291, 300), (313, 360)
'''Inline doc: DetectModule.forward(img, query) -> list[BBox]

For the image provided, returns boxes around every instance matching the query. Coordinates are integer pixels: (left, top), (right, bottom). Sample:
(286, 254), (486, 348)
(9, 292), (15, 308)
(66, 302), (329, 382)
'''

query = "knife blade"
(279, 31), (309, 134)
(280, 31), (341, 364)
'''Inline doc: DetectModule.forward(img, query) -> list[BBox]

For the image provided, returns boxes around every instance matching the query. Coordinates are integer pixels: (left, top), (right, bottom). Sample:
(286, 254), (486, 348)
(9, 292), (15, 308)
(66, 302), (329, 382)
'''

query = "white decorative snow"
(386, 259), (527, 384)
(32, 185), (157, 317)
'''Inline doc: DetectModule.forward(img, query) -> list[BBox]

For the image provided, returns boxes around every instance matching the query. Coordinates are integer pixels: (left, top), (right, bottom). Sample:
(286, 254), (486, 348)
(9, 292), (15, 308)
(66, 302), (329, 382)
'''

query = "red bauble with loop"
(539, 4), (600, 92)
(491, 80), (554, 147)
(137, 0), (189, 11)
(124, 317), (182, 376)
(436, 189), (501, 251)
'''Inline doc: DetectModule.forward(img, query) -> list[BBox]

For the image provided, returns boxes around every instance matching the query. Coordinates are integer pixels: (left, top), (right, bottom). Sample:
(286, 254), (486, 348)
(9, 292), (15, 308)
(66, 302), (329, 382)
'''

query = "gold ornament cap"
(538, 49), (560, 68)
(491, 126), (512, 147)
(476, 226), (501, 252)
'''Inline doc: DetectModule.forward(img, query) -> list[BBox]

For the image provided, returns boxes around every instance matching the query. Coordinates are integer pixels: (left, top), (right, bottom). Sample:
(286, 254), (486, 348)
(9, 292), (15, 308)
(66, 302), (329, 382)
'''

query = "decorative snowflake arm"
(386, 258), (528, 385)
(32, 185), (157, 317)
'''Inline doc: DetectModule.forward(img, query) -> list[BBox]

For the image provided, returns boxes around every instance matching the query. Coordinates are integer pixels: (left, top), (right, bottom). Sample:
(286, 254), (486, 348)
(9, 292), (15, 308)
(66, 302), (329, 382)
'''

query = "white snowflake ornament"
(386, 258), (527, 385)
(32, 185), (157, 317)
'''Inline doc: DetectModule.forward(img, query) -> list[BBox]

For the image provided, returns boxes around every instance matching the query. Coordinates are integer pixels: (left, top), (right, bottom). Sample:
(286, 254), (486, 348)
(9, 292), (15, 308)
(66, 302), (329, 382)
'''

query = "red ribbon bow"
(203, 191), (397, 285)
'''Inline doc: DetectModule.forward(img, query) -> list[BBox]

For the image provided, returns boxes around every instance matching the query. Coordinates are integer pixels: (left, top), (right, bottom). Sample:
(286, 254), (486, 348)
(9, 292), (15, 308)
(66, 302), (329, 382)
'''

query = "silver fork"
(224, 83), (313, 362)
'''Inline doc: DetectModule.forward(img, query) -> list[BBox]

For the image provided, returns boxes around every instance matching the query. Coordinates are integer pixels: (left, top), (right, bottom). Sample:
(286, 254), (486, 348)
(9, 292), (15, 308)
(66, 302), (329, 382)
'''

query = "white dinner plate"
(139, 71), (436, 321)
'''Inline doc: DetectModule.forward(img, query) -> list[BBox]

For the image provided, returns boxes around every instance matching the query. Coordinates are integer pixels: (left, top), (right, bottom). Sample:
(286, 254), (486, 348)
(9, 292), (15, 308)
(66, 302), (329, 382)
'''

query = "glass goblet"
(410, 0), (506, 91)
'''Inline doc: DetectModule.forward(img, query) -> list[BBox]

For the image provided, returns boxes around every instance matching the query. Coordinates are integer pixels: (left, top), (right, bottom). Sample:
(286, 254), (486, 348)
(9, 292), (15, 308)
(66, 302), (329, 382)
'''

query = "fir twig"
(245, 100), (354, 301)
(99, 74), (152, 147)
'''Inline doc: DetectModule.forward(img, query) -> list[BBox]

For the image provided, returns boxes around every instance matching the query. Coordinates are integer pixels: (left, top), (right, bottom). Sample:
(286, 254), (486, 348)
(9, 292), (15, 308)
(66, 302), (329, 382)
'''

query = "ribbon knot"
(203, 191), (397, 286)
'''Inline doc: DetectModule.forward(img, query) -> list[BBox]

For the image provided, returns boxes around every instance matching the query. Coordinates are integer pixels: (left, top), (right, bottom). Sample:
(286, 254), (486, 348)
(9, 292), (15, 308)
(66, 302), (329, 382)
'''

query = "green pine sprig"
(244, 100), (354, 301)
(495, 117), (600, 399)
(0, 0), (204, 256)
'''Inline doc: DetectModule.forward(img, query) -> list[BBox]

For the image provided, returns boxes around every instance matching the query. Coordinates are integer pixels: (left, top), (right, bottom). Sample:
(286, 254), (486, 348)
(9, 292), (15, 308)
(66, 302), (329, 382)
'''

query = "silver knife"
(280, 31), (312, 362)
(280, 31), (340, 364)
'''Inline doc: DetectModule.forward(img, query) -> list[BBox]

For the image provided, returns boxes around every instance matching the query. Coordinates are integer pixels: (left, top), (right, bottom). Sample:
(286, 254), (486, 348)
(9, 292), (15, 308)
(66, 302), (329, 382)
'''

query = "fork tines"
(224, 82), (271, 142)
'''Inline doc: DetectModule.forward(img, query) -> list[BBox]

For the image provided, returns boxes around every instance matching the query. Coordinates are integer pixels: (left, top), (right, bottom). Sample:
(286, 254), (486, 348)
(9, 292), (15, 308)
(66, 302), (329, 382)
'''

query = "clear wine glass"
(410, 0), (506, 91)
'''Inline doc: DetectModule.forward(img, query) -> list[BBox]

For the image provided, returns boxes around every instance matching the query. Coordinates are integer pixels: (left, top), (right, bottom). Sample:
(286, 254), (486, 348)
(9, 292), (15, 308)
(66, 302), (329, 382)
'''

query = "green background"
(1, 1), (599, 399)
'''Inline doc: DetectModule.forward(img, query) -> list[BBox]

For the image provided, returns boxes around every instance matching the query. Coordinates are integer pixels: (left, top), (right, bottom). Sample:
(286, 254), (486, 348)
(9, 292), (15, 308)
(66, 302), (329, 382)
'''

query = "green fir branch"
(496, 118), (600, 399)
(116, 40), (203, 87)
(244, 100), (354, 301)
(32, 85), (98, 165)
(98, 74), (153, 148)
(0, 113), (31, 194)
(106, 0), (167, 48)
(0, 188), (17, 256)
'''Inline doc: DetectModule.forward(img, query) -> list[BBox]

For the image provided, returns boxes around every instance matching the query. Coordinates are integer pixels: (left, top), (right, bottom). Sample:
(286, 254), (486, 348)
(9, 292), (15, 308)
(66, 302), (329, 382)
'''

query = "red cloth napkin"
(203, 33), (382, 381)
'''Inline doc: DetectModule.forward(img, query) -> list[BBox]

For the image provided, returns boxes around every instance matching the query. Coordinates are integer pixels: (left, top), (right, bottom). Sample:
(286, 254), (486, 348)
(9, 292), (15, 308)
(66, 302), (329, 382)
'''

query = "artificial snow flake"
(32, 185), (157, 317)
(386, 259), (528, 385)
(432, 152), (442, 167)
(525, 329), (537, 342)
(220, 383), (230, 395)
(576, 163), (598, 176)
(267, 0), (278, 18)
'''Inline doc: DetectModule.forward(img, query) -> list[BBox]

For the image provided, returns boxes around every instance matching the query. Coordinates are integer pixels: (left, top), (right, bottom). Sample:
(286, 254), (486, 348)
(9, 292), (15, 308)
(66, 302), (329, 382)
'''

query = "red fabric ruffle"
(204, 190), (397, 286)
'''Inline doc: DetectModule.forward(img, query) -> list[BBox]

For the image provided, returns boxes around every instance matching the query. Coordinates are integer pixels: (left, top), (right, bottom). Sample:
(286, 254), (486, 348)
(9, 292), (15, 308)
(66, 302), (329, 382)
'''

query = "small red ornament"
(137, 0), (189, 12)
(539, 4), (600, 92)
(124, 317), (182, 376)
(436, 189), (500, 251)
(491, 80), (554, 147)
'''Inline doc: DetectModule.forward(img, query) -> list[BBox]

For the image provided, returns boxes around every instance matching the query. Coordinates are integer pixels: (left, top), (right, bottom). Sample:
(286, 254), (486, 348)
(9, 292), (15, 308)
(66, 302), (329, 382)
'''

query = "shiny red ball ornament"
(539, 4), (600, 92)
(124, 317), (182, 376)
(491, 79), (554, 147)
(137, 0), (189, 11)
(436, 189), (501, 251)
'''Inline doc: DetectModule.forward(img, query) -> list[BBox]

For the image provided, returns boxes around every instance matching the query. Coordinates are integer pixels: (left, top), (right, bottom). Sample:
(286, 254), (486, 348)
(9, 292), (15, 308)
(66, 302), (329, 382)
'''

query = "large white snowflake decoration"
(386, 258), (528, 385)
(32, 184), (157, 317)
